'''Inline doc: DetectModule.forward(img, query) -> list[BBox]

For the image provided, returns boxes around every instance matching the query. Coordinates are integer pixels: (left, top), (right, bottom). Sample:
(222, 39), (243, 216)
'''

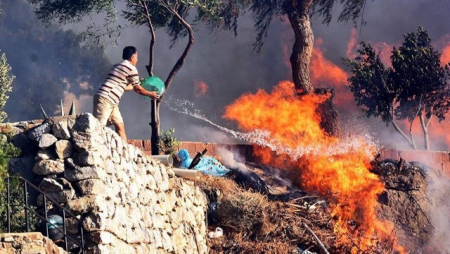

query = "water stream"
(164, 96), (377, 161)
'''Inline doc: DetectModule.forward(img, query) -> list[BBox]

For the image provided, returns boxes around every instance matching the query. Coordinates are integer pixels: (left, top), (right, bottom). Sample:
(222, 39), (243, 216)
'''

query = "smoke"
(422, 166), (450, 252)
(215, 146), (248, 172)
(2, 0), (450, 151)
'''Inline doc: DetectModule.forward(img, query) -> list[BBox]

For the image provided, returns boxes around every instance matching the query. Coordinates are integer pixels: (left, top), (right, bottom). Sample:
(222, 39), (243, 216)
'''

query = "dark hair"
(122, 46), (137, 60)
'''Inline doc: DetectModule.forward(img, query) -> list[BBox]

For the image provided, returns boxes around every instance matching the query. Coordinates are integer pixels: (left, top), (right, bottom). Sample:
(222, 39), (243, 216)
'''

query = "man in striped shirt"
(93, 46), (159, 142)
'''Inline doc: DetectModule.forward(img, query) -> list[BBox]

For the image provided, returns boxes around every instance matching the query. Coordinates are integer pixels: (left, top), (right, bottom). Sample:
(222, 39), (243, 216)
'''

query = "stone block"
(33, 159), (65, 175)
(67, 195), (97, 214)
(55, 140), (73, 159)
(64, 165), (100, 182)
(38, 133), (58, 149)
(75, 150), (102, 166)
(28, 122), (51, 142)
(74, 179), (105, 195)
(52, 119), (71, 139)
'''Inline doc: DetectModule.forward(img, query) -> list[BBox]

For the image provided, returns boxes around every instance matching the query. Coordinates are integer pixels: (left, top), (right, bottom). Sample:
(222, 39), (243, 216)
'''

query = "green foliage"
(0, 134), (30, 233)
(344, 42), (397, 124)
(0, 53), (14, 122)
(345, 27), (450, 149)
(0, 177), (39, 233)
(391, 27), (450, 122)
(158, 128), (180, 156)
(196, 0), (369, 52)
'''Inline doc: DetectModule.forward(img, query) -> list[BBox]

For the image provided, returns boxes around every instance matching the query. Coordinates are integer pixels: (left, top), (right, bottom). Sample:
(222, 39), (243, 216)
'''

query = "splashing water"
(163, 95), (377, 161)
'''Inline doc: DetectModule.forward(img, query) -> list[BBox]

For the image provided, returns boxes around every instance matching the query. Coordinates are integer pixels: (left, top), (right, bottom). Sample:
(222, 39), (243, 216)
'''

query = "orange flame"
(441, 44), (450, 65)
(224, 81), (404, 252)
(310, 38), (354, 109)
(194, 80), (209, 97)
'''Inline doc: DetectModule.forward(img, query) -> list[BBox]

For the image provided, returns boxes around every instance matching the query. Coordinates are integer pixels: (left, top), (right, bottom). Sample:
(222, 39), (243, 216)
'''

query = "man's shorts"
(93, 94), (123, 126)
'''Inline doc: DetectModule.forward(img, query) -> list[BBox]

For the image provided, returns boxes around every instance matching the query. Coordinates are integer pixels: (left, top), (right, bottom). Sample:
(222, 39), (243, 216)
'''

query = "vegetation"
(0, 52), (14, 122)
(27, 0), (372, 149)
(158, 128), (180, 156)
(194, 0), (371, 95)
(28, 0), (218, 154)
(345, 27), (450, 150)
(0, 132), (28, 233)
(0, 25), (37, 232)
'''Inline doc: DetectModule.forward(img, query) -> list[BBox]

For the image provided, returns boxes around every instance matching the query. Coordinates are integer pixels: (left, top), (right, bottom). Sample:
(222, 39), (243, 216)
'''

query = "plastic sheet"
(177, 149), (230, 177)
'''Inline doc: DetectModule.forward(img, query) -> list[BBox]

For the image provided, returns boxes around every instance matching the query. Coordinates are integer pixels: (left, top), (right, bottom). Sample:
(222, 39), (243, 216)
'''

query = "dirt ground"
(193, 158), (449, 254)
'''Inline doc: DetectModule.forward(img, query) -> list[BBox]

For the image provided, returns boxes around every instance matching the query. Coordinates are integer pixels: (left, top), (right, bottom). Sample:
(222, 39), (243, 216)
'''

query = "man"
(93, 46), (159, 142)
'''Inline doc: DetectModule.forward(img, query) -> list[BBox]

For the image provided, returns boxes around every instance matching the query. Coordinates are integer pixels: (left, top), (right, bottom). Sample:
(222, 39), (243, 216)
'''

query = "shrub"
(158, 128), (180, 156)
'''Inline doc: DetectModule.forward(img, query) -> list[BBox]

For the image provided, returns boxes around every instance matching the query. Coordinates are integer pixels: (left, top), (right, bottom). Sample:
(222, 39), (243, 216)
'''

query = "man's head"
(122, 46), (138, 66)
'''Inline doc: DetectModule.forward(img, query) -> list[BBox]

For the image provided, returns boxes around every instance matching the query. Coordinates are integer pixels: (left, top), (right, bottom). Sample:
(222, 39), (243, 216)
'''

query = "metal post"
(44, 195), (49, 237)
(24, 181), (30, 232)
(6, 177), (10, 233)
(63, 210), (68, 251)
(80, 226), (85, 254)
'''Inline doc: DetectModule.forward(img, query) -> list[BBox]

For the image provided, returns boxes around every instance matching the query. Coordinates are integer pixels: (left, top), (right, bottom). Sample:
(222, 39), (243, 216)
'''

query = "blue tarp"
(178, 149), (230, 177)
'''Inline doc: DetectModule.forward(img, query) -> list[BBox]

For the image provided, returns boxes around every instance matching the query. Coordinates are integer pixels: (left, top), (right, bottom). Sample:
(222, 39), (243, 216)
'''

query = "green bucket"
(140, 76), (165, 96)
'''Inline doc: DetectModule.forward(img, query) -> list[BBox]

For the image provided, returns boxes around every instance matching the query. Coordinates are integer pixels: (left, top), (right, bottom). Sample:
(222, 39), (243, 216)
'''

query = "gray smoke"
(3, 0), (450, 151)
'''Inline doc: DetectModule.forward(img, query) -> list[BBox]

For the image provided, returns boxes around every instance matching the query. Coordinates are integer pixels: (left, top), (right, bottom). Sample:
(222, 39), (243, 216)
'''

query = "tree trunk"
(391, 120), (416, 150)
(285, 1), (340, 136)
(286, 0), (314, 95)
(419, 113), (431, 151)
(150, 99), (161, 154)
(149, 4), (195, 155)
(314, 88), (341, 136)
(143, 3), (160, 155)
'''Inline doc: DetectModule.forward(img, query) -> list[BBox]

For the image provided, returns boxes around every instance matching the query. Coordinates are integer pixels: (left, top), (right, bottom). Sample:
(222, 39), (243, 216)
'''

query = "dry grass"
(192, 160), (426, 253)
(193, 174), (320, 253)
(217, 192), (268, 231)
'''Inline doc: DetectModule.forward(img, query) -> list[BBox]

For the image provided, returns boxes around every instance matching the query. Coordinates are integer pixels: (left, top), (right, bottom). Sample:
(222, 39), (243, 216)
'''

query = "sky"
(4, 0), (450, 151)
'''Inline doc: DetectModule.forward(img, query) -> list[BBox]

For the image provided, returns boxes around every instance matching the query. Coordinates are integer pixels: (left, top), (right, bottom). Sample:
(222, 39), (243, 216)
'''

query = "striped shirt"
(96, 60), (140, 105)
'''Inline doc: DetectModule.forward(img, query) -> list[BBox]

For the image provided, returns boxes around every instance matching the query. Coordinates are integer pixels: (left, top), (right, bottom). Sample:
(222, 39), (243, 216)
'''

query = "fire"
(224, 81), (403, 252)
(441, 44), (450, 65)
(194, 80), (209, 97)
(310, 38), (353, 107)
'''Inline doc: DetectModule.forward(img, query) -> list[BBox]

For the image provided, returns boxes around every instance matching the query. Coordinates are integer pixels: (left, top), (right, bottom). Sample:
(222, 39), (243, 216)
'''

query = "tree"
(195, 0), (369, 95)
(28, 0), (217, 154)
(345, 27), (450, 150)
(185, 0), (369, 136)
(0, 48), (24, 233)
(0, 52), (14, 122)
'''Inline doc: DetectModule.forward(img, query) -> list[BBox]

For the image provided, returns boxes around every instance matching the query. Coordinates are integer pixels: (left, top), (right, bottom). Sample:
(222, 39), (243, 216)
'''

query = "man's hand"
(148, 91), (159, 100)
(133, 85), (160, 100)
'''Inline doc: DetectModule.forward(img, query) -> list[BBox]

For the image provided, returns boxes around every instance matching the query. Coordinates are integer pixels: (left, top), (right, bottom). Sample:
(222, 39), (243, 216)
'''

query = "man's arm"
(133, 84), (160, 99)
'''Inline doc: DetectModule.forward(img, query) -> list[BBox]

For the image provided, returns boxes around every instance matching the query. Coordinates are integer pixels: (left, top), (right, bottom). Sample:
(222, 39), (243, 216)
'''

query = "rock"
(33, 160), (65, 175)
(38, 133), (58, 148)
(74, 179), (105, 195)
(36, 149), (57, 161)
(64, 165), (100, 182)
(28, 122), (51, 142)
(67, 195), (97, 214)
(37, 188), (75, 205)
(52, 119), (71, 139)
(55, 140), (73, 159)
(76, 150), (102, 166)
(38, 178), (63, 192)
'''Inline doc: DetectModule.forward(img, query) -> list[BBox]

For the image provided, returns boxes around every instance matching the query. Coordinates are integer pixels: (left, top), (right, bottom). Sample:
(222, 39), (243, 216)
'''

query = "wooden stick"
(302, 222), (330, 254)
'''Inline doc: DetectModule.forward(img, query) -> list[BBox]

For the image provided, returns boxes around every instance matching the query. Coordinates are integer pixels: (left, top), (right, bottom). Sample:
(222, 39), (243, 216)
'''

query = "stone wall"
(0, 232), (67, 254)
(3, 114), (208, 253)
